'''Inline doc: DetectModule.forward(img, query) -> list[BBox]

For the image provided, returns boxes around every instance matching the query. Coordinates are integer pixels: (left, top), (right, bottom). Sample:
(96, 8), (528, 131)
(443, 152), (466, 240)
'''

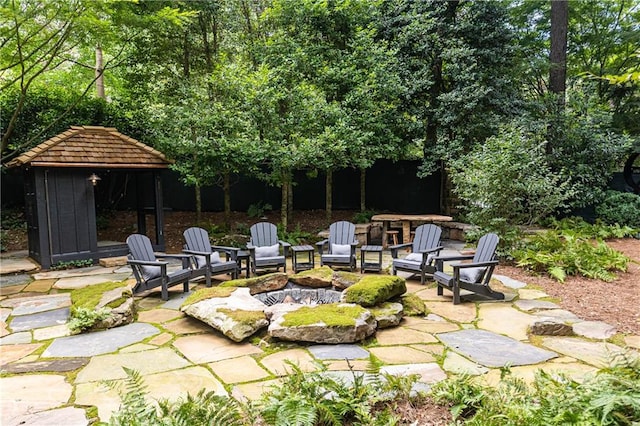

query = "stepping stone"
(0, 274), (31, 288)
(2, 358), (89, 374)
(7, 406), (88, 426)
(492, 275), (526, 289)
(517, 289), (549, 300)
(572, 321), (616, 340)
(375, 326), (438, 345)
(161, 291), (196, 310)
(424, 301), (477, 323)
(9, 307), (69, 332)
(514, 299), (560, 312)
(260, 348), (317, 376)
(534, 309), (581, 322)
(0, 332), (32, 345)
(23, 279), (56, 293)
(477, 304), (537, 341)
(0, 374), (72, 423)
(43, 322), (159, 357)
(209, 355), (271, 384)
(380, 363), (447, 384)
(438, 329), (557, 367)
(0, 343), (42, 365)
(53, 273), (131, 290)
(75, 347), (192, 383)
(33, 266), (115, 280)
(308, 344), (370, 360)
(173, 333), (263, 364)
(541, 337), (629, 368)
(368, 346), (437, 364)
(443, 351), (489, 376)
(0, 258), (38, 275)
(3, 293), (71, 316)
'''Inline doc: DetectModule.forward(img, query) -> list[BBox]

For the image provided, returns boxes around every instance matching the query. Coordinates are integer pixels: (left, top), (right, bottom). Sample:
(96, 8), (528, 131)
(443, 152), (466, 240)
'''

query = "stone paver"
(53, 273), (131, 290)
(492, 274), (527, 289)
(541, 337), (629, 368)
(625, 335), (640, 349)
(33, 324), (71, 341)
(0, 331), (32, 345)
(3, 293), (70, 315)
(482, 361), (598, 386)
(0, 342), (42, 365)
(534, 309), (581, 322)
(75, 347), (191, 383)
(402, 317), (460, 334)
(1, 374), (73, 424)
(149, 332), (173, 346)
(137, 308), (184, 324)
(209, 355), (271, 383)
(8, 307), (69, 332)
(44, 322), (159, 357)
(514, 299), (560, 312)
(32, 266), (116, 280)
(380, 363), (447, 384)
(0, 273), (31, 288)
(375, 326), (438, 345)
(22, 279), (56, 293)
(308, 344), (370, 360)
(442, 351), (489, 376)
(517, 288), (550, 299)
(0, 257), (38, 275)
(0, 284), (27, 296)
(259, 348), (317, 375)
(324, 360), (372, 371)
(2, 358), (89, 374)
(477, 304), (537, 341)
(439, 329), (557, 367)
(233, 379), (282, 401)
(424, 301), (477, 323)
(369, 346), (437, 364)
(163, 317), (212, 334)
(173, 333), (263, 364)
(572, 321), (617, 340)
(6, 406), (87, 426)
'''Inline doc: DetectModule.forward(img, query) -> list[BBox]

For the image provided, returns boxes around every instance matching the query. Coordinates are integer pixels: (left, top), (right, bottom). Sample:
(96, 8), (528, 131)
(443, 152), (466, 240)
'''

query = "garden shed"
(7, 125), (171, 269)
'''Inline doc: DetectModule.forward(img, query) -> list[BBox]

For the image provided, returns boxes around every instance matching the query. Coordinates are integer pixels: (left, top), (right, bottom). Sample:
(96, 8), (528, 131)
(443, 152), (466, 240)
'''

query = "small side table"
(291, 245), (315, 273)
(360, 245), (383, 273)
(236, 250), (251, 277)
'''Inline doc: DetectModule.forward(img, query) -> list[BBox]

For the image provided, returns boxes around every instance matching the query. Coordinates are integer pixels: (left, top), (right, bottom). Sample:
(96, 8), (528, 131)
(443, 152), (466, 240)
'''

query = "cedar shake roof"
(6, 126), (170, 169)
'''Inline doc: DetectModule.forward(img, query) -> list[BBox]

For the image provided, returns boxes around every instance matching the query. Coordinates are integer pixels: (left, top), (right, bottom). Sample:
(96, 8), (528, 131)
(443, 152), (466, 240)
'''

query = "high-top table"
(371, 214), (453, 248)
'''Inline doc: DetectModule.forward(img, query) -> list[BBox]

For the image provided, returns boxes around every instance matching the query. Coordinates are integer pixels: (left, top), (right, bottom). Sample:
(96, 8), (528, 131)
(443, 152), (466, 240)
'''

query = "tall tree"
(550, 0), (568, 107)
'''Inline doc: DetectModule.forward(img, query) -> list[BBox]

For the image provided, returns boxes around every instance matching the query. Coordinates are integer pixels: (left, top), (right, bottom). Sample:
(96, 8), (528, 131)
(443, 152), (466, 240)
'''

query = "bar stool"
(387, 230), (399, 245)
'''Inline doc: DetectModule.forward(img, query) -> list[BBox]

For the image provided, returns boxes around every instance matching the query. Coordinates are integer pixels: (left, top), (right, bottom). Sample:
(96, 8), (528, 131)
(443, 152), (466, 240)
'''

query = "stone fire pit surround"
(180, 267), (408, 343)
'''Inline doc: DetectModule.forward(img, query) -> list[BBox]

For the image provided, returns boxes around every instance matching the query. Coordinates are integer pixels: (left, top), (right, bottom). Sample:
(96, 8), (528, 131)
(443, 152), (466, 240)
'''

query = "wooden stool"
(387, 230), (399, 245)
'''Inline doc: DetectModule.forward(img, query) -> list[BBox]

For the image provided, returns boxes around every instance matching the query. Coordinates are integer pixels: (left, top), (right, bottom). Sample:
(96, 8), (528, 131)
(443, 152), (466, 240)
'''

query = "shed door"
(46, 169), (97, 260)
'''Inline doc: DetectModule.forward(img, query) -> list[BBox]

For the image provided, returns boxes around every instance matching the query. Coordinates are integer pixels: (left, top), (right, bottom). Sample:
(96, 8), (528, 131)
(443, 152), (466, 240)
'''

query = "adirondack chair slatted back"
(329, 221), (356, 246)
(473, 233), (499, 263)
(411, 224), (442, 253)
(250, 222), (279, 247)
(184, 227), (212, 253)
(127, 234), (156, 262)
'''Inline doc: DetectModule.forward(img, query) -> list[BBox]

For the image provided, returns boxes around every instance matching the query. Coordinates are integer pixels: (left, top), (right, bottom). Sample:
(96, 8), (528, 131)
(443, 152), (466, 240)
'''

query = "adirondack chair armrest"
(316, 239), (329, 254)
(182, 249), (209, 256)
(417, 246), (444, 254)
(128, 259), (169, 267)
(278, 241), (291, 256)
(154, 253), (192, 269)
(389, 242), (412, 258)
(433, 254), (474, 262)
(211, 246), (239, 261)
(452, 260), (498, 270)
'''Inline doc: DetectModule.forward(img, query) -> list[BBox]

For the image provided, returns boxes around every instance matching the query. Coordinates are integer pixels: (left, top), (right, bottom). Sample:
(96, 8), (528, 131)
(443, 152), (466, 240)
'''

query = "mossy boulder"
(341, 275), (406, 307)
(289, 266), (333, 288)
(219, 272), (288, 295)
(332, 270), (362, 290)
(180, 287), (268, 342)
(268, 303), (376, 343)
(69, 281), (135, 333)
(399, 293), (427, 316)
(369, 302), (404, 328)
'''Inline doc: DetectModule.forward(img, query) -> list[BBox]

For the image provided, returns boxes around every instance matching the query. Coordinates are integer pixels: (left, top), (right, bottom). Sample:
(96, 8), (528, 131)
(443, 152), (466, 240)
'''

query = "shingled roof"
(7, 126), (170, 169)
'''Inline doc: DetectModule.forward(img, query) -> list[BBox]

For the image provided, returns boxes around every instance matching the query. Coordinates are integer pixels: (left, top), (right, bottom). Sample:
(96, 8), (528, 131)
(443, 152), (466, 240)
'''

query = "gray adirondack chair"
(183, 227), (239, 286)
(126, 234), (192, 300)
(433, 233), (503, 304)
(247, 222), (290, 276)
(390, 224), (443, 284)
(316, 221), (358, 271)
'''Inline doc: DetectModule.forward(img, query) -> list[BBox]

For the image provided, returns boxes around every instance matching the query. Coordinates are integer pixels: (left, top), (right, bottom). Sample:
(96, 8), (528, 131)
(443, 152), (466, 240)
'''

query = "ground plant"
(512, 218), (633, 282)
(595, 190), (640, 229)
(50, 259), (94, 270)
(431, 351), (640, 425)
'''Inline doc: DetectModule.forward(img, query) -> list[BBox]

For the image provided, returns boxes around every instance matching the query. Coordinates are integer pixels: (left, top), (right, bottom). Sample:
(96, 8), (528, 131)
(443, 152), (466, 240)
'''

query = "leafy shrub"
(543, 216), (638, 239)
(50, 259), (94, 270)
(68, 307), (111, 333)
(277, 223), (313, 245)
(512, 219), (631, 282)
(595, 190), (640, 228)
(449, 122), (575, 228)
(464, 217), (526, 258)
(432, 351), (640, 425)
(0, 207), (26, 230)
(352, 210), (377, 224)
(247, 201), (272, 218)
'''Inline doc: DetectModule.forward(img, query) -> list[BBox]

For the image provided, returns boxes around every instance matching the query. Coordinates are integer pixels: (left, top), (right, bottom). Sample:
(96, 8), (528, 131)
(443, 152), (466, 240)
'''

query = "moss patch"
(399, 293), (427, 316)
(334, 270), (361, 283)
(292, 266), (333, 279)
(281, 304), (366, 327)
(70, 281), (131, 310)
(182, 286), (236, 307)
(369, 302), (402, 317)
(342, 275), (406, 307)
(217, 308), (266, 325)
(219, 272), (285, 288)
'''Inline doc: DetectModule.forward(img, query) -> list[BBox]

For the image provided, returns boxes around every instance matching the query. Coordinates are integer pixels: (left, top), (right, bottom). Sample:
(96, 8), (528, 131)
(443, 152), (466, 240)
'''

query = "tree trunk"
(280, 171), (289, 230)
(550, 0), (568, 107)
(325, 170), (333, 222)
(223, 170), (231, 229)
(95, 45), (105, 99)
(287, 177), (294, 224)
(195, 183), (202, 223)
(359, 168), (366, 212)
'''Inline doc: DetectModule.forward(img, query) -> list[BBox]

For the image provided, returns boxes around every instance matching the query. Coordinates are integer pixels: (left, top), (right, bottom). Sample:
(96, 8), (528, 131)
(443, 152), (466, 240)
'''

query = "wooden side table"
(360, 245), (383, 273)
(236, 250), (251, 277)
(291, 245), (315, 273)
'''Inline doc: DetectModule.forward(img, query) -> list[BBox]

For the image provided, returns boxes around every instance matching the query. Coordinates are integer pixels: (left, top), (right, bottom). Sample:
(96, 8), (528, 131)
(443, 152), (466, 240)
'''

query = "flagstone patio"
(1, 247), (637, 425)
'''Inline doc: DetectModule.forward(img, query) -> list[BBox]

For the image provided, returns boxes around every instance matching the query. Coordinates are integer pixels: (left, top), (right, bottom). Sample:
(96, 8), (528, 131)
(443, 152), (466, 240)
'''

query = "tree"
(549, 0), (568, 107)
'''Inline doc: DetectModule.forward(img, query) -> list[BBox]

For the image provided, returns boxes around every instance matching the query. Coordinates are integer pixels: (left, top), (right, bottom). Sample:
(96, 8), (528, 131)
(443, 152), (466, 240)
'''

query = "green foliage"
(247, 201), (273, 219)
(431, 351), (640, 425)
(449, 122), (575, 228)
(107, 368), (246, 426)
(0, 207), (26, 230)
(513, 218), (632, 282)
(595, 191), (640, 228)
(352, 210), (377, 224)
(342, 275), (407, 307)
(543, 217), (638, 240)
(277, 223), (313, 245)
(68, 307), (111, 333)
(50, 259), (94, 270)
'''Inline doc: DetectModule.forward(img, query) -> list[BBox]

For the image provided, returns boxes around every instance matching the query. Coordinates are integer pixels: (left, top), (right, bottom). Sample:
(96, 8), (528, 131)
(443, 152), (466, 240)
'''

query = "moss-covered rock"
(219, 272), (288, 294)
(332, 270), (362, 289)
(399, 293), (427, 316)
(369, 302), (404, 328)
(69, 281), (135, 333)
(341, 275), (406, 307)
(181, 286), (236, 308)
(289, 266), (333, 288)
